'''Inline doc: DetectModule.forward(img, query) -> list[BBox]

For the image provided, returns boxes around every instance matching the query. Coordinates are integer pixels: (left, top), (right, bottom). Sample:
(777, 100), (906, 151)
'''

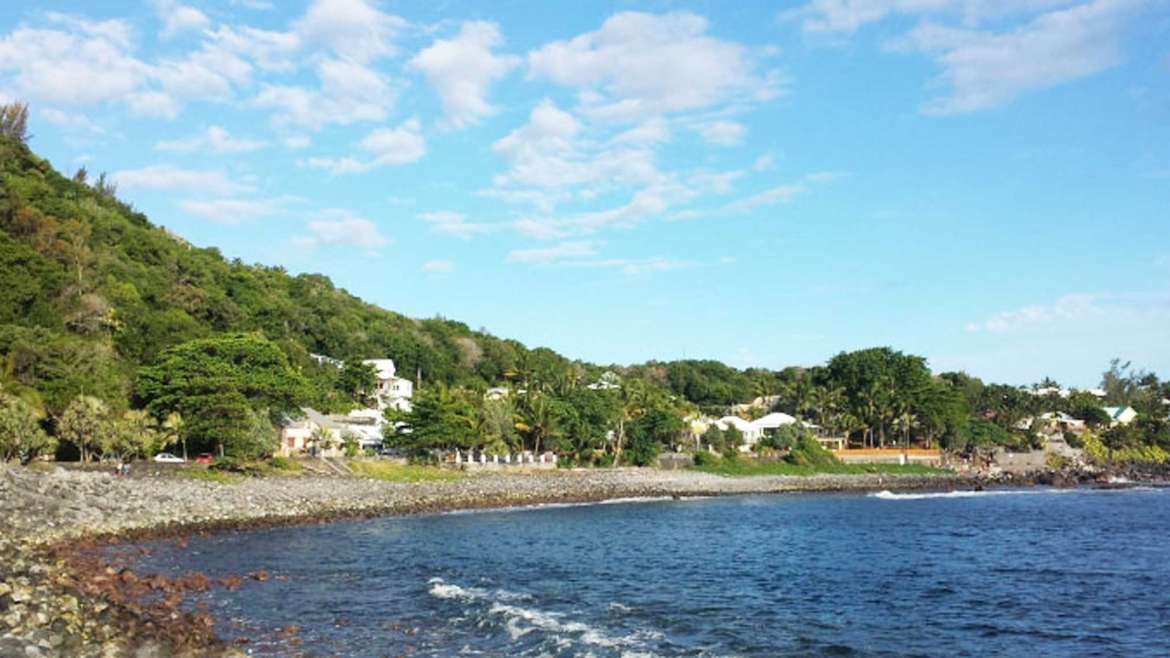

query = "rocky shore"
(0, 464), (970, 657)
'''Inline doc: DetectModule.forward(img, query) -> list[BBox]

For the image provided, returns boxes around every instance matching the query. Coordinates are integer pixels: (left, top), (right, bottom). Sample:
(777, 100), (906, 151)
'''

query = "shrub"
(692, 450), (720, 467)
(785, 437), (839, 468)
(268, 455), (301, 471)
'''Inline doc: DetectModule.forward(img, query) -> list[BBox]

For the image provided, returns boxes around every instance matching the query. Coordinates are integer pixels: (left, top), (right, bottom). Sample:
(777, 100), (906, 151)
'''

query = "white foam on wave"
(869, 488), (1075, 501)
(429, 578), (662, 655)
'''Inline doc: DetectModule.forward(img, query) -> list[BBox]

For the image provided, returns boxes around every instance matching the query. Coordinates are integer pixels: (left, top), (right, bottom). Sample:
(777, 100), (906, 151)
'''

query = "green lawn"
(693, 459), (950, 477)
(180, 467), (244, 484)
(348, 460), (464, 483)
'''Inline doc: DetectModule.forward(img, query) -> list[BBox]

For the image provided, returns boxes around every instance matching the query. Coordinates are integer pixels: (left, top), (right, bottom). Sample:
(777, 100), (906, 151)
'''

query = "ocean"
(119, 486), (1170, 656)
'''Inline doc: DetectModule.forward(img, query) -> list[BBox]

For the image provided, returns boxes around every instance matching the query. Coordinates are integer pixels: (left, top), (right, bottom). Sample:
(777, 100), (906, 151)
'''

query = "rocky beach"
(0, 464), (979, 657)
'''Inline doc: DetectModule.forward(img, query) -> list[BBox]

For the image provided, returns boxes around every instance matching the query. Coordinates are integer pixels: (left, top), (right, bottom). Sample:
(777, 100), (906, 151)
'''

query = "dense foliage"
(0, 126), (1166, 466)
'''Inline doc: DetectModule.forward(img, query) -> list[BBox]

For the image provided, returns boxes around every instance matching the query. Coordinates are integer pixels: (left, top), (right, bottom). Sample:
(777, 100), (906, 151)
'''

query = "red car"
(194, 453), (215, 465)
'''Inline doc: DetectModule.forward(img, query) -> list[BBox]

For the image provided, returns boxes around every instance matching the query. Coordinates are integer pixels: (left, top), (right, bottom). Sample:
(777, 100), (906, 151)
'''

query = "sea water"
(120, 487), (1170, 656)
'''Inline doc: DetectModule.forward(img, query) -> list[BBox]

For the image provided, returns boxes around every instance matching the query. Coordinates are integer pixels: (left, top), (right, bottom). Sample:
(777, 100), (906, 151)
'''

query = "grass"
(180, 467), (244, 484)
(348, 460), (464, 483)
(692, 457), (950, 477)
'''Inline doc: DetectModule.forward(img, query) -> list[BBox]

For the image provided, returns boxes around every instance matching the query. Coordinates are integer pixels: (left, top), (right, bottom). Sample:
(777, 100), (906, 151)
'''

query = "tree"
(109, 410), (160, 461)
(386, 385), (476, 452)
(337, 360), (378, 407)
(136, 334), (309, 456)
(0, 392), (53, 463)
(159, 412), (185, 459)
(0, 102), (29, 143)
(59, 396), (110, 462)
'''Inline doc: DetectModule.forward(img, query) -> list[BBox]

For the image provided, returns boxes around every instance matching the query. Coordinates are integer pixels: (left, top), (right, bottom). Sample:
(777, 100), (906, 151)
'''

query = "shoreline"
(0, 465), (1094, 656)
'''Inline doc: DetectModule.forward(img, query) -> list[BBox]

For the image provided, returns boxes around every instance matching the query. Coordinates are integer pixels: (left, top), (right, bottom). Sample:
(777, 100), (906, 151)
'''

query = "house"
(751, 412), (798, 432)
(362, 358), (414, 412)
(1103, 406), (1138, 427)
(1039, 412), (1086, 434)
(279, 408), (346, 458)
(586, 371), (621, 391)
(714, 416), (763, 449)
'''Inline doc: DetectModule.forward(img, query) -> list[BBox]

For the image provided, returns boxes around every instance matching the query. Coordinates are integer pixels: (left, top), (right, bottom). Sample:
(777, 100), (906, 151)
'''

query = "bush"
(268, 455), (301, 471)
(784, 437), (839, 468)
(692, 450), (720, 467)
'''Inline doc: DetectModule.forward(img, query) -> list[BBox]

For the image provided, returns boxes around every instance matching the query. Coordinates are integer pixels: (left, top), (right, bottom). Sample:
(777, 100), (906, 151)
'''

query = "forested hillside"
(2, 125), (1167, 466)
(0, 133), (610, 416)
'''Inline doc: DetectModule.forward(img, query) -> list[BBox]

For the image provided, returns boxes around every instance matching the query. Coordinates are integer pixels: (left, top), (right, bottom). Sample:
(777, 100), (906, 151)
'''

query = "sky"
(1, 0), (1168, 387)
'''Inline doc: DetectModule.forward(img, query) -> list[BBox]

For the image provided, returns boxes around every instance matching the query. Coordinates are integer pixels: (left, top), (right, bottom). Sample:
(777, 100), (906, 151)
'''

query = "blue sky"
(2, 0), (1168, 386)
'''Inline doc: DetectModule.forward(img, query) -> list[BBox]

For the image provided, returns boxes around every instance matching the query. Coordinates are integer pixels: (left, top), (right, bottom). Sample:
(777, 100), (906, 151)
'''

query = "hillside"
(0, 136), (594, 414)
(0, 135), (780, 419)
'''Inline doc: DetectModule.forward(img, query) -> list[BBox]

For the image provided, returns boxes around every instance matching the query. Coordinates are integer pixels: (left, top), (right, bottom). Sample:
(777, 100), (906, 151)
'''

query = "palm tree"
(613, 380), (649, 466)
(160, 412), (185, 459)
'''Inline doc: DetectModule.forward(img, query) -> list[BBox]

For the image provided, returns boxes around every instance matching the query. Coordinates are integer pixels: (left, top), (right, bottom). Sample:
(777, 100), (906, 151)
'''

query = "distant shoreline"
(0, 465), (1111, 657)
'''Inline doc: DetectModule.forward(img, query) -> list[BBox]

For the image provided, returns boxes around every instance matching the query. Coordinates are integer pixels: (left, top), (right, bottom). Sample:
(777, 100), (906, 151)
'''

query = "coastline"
(0, 464), (1052, 657)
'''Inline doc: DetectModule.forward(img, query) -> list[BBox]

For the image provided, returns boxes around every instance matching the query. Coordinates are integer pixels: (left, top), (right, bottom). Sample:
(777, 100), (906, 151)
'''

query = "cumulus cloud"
(295, 0), (406, 62)
(155, 0), (211, 40)
(254, 58), (394, 128)
(785, 0), (1080, 35)
(295, 210), (389, 250)
(410, 21), (520, 129)
(157, 125), (267, 153)
(527, 11), (783, 122)
(111, 164), (248, 195)
(965, 291), (1170, 334)
(304, 118), (425, 174)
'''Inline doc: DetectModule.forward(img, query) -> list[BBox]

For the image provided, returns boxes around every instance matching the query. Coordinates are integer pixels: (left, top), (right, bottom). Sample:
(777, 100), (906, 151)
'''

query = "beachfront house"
(279, 408), (347, 458)
(362, 358), (414, 412)
(714, 416), (763, 450)
(1102, 406), (1138, 427)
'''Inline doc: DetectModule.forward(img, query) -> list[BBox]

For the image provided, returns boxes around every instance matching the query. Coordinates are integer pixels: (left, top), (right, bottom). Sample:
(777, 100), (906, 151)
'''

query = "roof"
(716, 416), (756, 432)
(362, 358), (397, 380)
(752, 412), (797, 429)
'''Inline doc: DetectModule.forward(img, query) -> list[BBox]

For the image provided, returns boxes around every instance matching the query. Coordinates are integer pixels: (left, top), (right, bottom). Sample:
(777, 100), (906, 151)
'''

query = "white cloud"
(422, 259), (454, 273)
(111, 164), (247, 195)
(888, 0), (1139, 114)
(410, 21), (520, 129)
(157, 125), (267, 153)
(295, 0), (406, 62)
(491, 99), (664, 195)
(178, 197), (280, 224)
(965, 291), (1170, 334)
(155, 0), (211, 40)
(569, 256), (693, 275)
(282, 135), (311, 149)
(785, 0), (1080, 35)
(699, 120), (746, 146)
(506, 240), (597, 264)
(419, 211), (493, 238)
(0, 20), (149, 106)
(527, 11), (782, 122)
(304, 118), (425, 174)
(253, 58), (394, 128)
(296, 210), (389, 250)
(611, 118), (671, 145)
(40, 108), (105, 135)
(752, 154), (776, 171)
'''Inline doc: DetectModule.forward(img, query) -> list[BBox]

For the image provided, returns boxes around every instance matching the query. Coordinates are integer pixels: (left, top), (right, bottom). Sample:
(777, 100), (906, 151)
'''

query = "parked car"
(153, 452), (184, 464)
(194, 453), (215, 464)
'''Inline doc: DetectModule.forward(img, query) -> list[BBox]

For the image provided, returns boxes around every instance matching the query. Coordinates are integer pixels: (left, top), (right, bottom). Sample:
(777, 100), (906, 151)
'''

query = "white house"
(751, 412), (798, 432)
(1103, 406), (1138, 427)
(279, 408), (346, 458)
(586, 371), (621, 391)
(362, 358), (414, 412)
(714, 416), (763, 449)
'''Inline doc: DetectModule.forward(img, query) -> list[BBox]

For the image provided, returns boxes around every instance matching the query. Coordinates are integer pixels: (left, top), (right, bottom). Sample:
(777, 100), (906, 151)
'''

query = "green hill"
(0, 135), (612, 417)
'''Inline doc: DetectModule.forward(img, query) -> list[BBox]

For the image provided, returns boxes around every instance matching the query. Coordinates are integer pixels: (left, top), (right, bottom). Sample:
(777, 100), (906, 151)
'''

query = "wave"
(428, 578), (662, 655)
(869, 488), (1074, 501)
